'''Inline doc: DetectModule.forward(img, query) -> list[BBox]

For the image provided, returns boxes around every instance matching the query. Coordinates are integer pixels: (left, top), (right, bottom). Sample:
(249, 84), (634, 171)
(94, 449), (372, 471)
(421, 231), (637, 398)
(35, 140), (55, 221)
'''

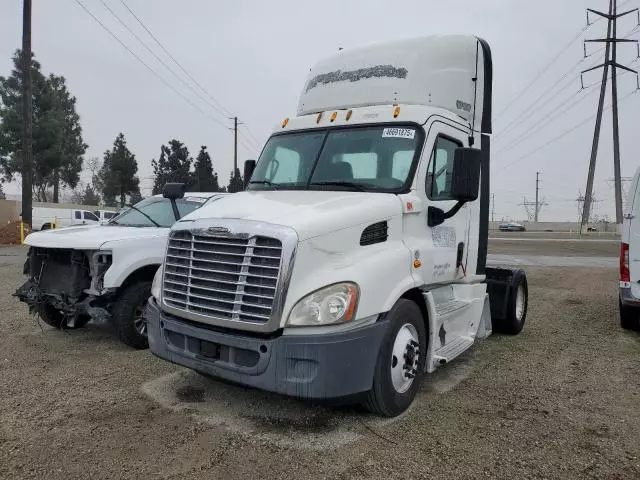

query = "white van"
(94, 209), (119, 223)
(619, 167), (640, 331)
(32, 207), (100, 231)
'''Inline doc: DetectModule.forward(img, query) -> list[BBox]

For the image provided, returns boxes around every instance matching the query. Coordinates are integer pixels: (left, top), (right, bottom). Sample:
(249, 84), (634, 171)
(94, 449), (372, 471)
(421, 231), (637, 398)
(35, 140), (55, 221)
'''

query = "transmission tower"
(580, 0), (640, 230)
(521, 196), (548, 222)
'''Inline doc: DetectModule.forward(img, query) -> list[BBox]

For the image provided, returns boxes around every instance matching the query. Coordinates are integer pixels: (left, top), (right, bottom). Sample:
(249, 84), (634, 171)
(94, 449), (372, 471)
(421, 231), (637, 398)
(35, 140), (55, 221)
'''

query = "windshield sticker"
(305, 65), (408, 93)
(382, 128), (415, 139)
(184, 197), (207, 203)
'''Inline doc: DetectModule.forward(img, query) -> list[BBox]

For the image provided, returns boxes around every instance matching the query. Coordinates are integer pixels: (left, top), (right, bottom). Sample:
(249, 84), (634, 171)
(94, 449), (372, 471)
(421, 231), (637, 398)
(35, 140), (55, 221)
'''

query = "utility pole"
(21, 0), (33, 227)
(491, 193), (495, 222)
(581, 0), (639, 230)
(233, 116), (238, 173)
(535, 171), (541, 223)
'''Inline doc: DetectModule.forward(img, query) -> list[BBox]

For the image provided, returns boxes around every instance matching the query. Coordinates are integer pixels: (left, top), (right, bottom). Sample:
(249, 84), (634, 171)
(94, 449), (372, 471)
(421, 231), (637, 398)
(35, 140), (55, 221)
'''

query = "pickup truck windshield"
(248, 126), (422, 192)
(109, 197), (207, 227)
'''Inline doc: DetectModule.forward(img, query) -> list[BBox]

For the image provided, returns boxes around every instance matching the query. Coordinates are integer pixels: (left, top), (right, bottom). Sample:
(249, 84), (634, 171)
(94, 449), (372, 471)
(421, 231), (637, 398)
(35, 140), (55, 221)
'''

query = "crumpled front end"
(15, 247), (113, 326)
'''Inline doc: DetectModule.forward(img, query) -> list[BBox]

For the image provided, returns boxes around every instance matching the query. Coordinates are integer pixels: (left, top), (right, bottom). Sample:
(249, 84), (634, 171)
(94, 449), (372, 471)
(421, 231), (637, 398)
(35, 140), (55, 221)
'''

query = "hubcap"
(515, 284), (525, 321)
(133, 302), (147, 336)
(390, 323), (420, 394)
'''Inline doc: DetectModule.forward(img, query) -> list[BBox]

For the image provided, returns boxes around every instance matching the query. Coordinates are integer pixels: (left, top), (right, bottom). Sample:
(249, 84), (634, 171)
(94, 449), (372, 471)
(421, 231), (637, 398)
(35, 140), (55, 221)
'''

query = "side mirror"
(243, 160), (256, 189)
(163, 183), (186, 220)
(450, 148), (481, 202)
(162, 183), (186, 200)
(427, 148), (482, 228)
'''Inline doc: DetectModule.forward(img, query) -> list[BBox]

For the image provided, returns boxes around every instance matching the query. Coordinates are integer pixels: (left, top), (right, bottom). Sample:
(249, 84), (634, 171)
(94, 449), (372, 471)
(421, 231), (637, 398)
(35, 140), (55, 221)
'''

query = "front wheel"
(364, 299), (426, 417)
(111, 281), (151, 349)
(38, 305), (90, 329)
(619, 299), (640, 331)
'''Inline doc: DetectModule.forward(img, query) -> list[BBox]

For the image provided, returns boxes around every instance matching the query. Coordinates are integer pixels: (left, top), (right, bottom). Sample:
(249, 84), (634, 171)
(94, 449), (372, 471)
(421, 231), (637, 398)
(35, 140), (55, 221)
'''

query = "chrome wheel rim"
(133, 302), (147, 336)
(390, 323), (420, 394)
(515, 284), (525, 322)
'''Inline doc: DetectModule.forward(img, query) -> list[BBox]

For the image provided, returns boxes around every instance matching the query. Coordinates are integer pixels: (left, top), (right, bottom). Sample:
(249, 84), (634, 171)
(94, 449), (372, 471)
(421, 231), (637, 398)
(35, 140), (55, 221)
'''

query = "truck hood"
(25, 225), (168, 249)
(178, 190), (403, 240)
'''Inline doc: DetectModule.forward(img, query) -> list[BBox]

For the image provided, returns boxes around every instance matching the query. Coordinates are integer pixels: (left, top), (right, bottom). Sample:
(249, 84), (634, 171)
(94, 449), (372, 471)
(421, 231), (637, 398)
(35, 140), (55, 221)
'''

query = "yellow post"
(20, 222), (25, 244)
(53, 217), (57, 229)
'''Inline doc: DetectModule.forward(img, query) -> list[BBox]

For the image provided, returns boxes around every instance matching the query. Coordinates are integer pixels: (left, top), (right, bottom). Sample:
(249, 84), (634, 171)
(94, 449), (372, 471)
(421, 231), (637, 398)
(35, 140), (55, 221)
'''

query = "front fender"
(281, 217), (418, 328)
(102, 236), (167, 288)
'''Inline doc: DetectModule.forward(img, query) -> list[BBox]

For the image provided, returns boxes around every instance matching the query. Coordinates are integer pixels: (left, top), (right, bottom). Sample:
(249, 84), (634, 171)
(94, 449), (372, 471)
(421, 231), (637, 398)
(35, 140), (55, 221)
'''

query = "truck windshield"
(248, 126), (422, 192)
(108, 197), (207, 228)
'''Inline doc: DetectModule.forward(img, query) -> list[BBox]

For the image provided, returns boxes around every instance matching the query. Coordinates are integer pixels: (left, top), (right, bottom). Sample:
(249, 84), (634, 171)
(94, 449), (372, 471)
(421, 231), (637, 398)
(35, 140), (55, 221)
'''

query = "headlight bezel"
(151, 264), (163, 301)
(286, 282), (359, 328)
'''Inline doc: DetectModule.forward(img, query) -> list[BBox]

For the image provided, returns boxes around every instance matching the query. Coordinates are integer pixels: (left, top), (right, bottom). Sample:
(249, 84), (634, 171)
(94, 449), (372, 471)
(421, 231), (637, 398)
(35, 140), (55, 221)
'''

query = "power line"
(498, 87), (640, 171)
(117, 0), (233, 118)
(73, 0), (230, 132)
(97, 0), (231, 122)
(494, 26), (590, 123)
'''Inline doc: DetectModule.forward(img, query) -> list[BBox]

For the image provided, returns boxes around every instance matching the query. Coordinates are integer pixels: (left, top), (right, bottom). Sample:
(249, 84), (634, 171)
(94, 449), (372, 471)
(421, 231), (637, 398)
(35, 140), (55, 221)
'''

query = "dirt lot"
(489, 237), (619, 258)
(1, 243), (639, 479)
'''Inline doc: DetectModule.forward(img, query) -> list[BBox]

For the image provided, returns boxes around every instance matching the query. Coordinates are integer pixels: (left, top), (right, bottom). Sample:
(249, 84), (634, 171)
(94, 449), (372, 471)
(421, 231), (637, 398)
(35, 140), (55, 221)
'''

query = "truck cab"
(147, 35), (528, 416)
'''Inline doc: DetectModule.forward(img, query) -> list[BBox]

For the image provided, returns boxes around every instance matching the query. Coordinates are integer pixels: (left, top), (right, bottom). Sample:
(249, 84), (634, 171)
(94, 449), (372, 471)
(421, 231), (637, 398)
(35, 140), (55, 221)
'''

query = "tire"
(364, 299), (427, 417)
(493, 270), (528, 335)
(38, 305), (90, 329)
(619, 299), (640, 331)
(38, 304), (65, 328)
(111, 281), (151, 349)
(41, 223), (51, 231)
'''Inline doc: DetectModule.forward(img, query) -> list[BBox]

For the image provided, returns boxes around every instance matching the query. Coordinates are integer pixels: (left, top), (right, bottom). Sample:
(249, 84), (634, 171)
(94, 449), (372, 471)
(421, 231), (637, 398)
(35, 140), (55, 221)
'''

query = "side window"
(84, 211), (99, 221)
(426, 137), (461, 201)
(268, 146), (301, 183)
(74, 211), (82, 220)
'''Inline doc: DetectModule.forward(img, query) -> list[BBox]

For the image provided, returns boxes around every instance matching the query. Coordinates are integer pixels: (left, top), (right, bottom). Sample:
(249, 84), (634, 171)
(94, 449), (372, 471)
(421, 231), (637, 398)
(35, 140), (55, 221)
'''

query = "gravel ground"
(489, 238), (618, 257)
(1, 245), (639, 479)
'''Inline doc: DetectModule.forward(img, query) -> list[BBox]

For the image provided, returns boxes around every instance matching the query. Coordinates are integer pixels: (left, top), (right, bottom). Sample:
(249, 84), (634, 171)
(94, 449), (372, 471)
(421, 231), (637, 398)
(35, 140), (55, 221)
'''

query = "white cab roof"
(297, 35), (492, 134)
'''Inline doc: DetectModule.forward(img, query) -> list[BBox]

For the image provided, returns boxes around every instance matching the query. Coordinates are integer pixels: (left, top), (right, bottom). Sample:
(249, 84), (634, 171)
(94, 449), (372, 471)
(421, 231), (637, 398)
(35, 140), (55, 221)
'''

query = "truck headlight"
(151, 265), (163, 301)
(287, 282), (359, 327)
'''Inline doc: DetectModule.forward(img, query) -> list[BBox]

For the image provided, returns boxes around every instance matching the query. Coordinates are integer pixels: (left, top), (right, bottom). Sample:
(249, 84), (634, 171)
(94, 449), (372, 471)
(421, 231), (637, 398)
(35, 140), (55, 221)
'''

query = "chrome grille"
(163, 231), (283, 323)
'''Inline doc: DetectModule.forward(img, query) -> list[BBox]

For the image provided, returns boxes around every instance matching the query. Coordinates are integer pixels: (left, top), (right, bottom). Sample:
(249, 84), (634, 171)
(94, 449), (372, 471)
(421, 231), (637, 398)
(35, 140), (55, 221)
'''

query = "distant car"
(586, 226), (598, 232)
(498, 222), (526, 232)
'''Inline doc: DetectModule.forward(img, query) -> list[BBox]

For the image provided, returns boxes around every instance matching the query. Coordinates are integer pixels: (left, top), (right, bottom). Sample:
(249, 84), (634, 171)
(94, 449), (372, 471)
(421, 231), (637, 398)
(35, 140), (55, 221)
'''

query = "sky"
(1, 0), (639, 222)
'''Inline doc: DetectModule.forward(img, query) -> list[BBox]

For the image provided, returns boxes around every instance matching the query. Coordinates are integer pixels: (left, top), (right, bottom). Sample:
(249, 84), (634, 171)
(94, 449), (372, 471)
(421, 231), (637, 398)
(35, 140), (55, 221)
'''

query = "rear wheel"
(493, 270), (528, 335)
(619, 299), (640, 331)
(364, 299), (426, 417)
(111, 281), (151, 349)
(40, 223), (51, 230)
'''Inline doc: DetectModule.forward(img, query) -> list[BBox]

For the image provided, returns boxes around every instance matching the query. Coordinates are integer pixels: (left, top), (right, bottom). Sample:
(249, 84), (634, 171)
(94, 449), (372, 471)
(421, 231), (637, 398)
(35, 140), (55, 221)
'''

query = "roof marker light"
(345, 110), (353, 121)
(316, 112), (323, 124)
(393, 106), (401, 118)
(330, 111), (337, 122)
(281, 117), (289, 128)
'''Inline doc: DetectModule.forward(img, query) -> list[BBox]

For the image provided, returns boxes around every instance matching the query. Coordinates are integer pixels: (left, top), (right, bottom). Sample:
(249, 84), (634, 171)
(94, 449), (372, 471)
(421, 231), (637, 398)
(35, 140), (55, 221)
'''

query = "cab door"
(401, 121), (472, 287)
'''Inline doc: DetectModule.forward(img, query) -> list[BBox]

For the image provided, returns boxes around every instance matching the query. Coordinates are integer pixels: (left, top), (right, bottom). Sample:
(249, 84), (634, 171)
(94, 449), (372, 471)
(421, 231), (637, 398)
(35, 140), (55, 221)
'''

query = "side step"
(432, 336), (474, 369)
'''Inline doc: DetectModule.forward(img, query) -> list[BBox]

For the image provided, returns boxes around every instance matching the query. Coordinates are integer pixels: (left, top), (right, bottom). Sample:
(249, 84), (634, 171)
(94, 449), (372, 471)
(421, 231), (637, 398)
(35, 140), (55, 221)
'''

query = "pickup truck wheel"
(619, 299), (640, 331)
(493, 270), (528, 335)
(41, 223), (51, 230)
(38, 306), (90, 329)
(364, 299), (426, 417)
(112, 281), (151, 349)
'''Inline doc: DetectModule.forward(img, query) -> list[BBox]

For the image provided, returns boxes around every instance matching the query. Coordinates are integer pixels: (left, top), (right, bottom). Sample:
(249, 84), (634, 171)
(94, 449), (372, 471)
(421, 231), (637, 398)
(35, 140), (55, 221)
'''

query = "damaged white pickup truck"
(16, 187), (224, 349)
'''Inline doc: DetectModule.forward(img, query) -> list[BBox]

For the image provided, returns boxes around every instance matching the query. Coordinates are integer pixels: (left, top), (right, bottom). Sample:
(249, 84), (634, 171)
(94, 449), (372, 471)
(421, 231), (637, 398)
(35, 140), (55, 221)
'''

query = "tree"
(227, 167), (244, 193)
(0, 182), (5, 200)
(96, 133), (140, 208)
(129, 189), (143, 205)
(152, 139), (193, 194)
(82, 184), (100, 206)
(0, 50), (87, 202)
(191, 146), (220, 192)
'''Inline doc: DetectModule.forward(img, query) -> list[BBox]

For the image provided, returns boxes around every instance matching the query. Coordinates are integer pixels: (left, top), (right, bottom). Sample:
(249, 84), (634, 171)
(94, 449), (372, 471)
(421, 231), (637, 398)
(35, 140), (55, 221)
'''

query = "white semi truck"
(147, 35), (529, 416)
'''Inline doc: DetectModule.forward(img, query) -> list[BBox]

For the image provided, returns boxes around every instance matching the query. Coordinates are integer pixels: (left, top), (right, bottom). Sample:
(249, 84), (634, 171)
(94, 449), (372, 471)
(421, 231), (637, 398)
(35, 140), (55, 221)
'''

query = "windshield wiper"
(249, 180), (278, 189)
(124, 204), (161, 227)
(309, 181), (367, 192)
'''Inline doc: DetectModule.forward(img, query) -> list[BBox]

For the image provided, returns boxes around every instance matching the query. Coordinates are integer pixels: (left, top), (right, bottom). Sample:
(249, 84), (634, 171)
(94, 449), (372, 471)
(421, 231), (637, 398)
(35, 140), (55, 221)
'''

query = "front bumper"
(147, 299), (389, 399)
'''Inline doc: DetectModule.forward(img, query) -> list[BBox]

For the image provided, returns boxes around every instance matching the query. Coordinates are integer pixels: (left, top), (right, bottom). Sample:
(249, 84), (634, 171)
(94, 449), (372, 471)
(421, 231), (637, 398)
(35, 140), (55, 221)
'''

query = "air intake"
(360, 221), (388, 246)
